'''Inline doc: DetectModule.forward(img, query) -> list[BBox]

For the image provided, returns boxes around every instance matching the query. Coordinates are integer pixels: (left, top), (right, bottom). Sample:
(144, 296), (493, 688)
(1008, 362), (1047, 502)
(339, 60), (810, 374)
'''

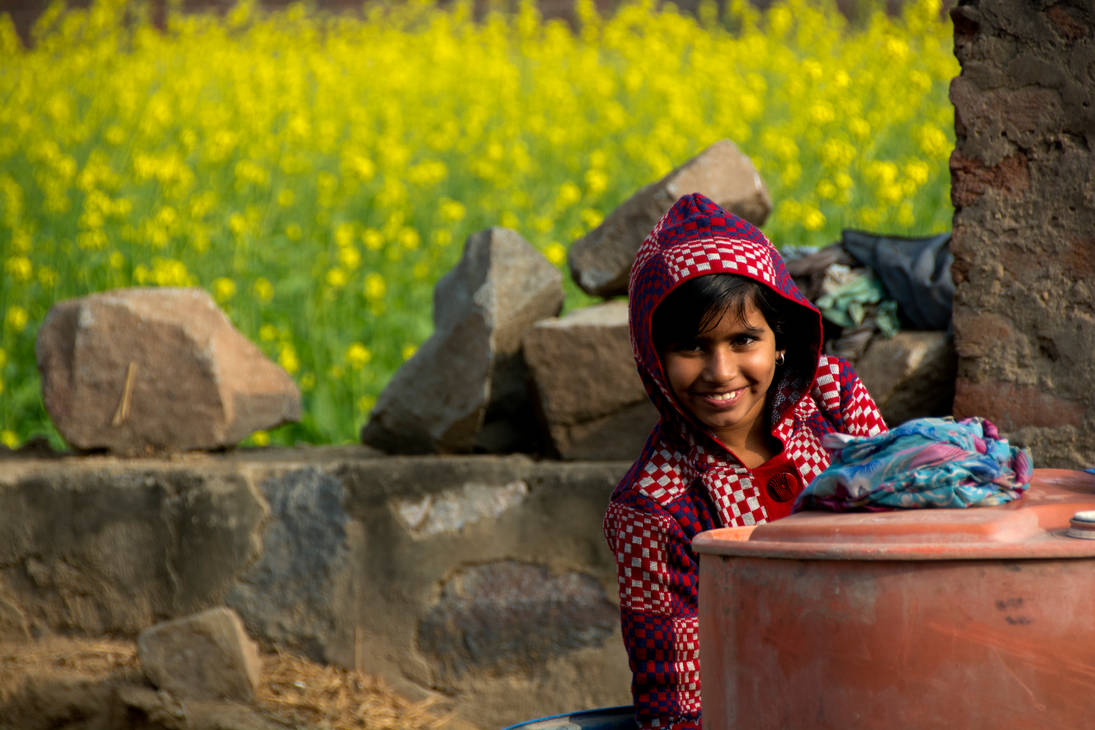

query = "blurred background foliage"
(0, 0), (957, 448)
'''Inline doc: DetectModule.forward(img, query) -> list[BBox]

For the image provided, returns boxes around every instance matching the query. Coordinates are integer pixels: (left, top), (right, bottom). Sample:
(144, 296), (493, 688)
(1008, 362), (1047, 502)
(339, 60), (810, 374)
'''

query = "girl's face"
(661, 298), (782, 449)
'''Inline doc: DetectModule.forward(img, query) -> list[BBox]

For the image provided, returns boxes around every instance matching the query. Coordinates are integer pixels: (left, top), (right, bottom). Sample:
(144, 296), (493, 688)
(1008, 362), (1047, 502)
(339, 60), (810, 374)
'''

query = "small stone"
(361, 228), (563, 453)
(35, 287), (300, 455)
(137, 607), (261, 703)
(568, 139), (771, 297)
(855, 331), (957, 426)
(523, 300), (657, 459)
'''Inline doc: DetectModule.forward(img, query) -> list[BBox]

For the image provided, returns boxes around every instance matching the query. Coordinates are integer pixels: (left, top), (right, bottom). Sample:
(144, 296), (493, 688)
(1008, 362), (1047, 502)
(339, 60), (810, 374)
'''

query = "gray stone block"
(35, 287), (300, 455)
(568, 139), (771, 297)
(137, 607), (261, 702)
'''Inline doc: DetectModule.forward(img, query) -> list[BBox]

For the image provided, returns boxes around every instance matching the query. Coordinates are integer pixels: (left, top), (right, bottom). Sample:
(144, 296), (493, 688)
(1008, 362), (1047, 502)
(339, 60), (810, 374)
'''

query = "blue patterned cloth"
(794, 416), (1033, 512)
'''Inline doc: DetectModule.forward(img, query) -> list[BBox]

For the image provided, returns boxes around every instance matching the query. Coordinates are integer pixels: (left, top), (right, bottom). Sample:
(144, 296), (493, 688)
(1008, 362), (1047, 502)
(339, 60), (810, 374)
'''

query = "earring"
(776, 351), (786, 366)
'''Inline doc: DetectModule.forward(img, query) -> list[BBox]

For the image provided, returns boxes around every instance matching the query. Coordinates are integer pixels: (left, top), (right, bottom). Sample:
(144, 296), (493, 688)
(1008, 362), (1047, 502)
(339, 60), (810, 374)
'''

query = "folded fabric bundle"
(794, 416), (1033, 512)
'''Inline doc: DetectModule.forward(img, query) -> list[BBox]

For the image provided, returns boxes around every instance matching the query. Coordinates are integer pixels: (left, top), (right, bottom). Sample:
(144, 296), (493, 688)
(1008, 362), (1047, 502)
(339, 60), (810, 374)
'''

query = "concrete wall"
(949, 0), (1095, 467)
(0, 447), (632, 729)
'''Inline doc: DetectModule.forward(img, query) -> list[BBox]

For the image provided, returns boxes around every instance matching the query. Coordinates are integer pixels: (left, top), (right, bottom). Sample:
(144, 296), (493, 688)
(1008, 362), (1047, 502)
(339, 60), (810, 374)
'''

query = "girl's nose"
(703, 346), (736, 383)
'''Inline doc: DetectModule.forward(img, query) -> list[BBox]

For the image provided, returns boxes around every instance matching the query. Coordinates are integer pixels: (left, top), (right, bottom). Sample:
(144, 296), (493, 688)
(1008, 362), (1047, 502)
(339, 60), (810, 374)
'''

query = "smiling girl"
(604, 193), (887, 729)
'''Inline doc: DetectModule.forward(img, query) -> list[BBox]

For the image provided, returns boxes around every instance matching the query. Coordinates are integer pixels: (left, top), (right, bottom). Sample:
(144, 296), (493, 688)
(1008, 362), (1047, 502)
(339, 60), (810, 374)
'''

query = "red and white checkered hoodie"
(604, 193), (887, 729)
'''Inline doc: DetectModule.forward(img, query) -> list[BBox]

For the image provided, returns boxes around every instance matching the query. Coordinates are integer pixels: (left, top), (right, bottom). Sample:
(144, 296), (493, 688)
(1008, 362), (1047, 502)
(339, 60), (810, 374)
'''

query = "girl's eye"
(733, 335), (757, 346)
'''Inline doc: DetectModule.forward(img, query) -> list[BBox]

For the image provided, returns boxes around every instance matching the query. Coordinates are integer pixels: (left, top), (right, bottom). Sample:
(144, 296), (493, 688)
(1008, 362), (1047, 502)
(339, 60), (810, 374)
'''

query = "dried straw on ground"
(0, 637), (451, 730)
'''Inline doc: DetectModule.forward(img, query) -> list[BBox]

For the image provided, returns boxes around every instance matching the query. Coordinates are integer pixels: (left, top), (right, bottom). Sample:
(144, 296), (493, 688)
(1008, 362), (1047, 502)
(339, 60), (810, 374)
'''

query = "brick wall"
(949, 0), (1095, 466)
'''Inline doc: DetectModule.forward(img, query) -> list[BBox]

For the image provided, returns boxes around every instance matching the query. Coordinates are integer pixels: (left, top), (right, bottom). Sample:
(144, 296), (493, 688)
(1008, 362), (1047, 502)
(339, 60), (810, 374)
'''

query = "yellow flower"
(556, 182), (582, 208)
(346, 342), (372, 369)
(905, 160), (931, 186)
(277, 189), (295, 208)
(259, 324), (278, 341)
(362, 229), (383, 251)
(580, 208), (604, 229)
(335, 223), (355, 248)
(5, 256), (32, 281)
(5, 305), (28, 332)
(338, 245), (361, 270)
(439, 198), (466, 222)
(253, 277), (274, 302)
(356, 394), (376, 413)
(0, 430), (18, 449)
(278, 343), (300, 374)
(285, 223), (302, 241)
(399, 228), (420, 251)
(251, 430), (270, 446)
(849, 118), (871, 140)
(917, 124), (950, 158)
(229, 213), (248, 236)
(544, 242), (566, 266)
(802, 207), (826, 231)
(584, 168), (608, 195)
(300, 372), (316, 392)
(808, 102), (835, 125)
(10, 230), (30, 254)
(402, 343), (418, 361)
(364, 273), (386, 301)
(212, 277), (236, 303)
(325, 267), (348, 288)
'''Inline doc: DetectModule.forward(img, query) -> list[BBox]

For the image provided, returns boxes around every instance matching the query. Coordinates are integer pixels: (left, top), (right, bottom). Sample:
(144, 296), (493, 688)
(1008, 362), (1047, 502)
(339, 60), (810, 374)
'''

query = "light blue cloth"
(794, 417), (1033, 512)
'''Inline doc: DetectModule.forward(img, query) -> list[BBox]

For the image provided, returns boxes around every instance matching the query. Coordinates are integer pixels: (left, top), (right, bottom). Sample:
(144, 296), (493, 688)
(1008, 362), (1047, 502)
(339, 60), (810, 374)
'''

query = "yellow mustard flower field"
(0, 0), (958, 448)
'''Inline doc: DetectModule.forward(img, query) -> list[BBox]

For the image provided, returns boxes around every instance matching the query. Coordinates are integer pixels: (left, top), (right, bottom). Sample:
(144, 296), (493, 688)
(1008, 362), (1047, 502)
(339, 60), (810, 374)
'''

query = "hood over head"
(628, 193), (823, 453)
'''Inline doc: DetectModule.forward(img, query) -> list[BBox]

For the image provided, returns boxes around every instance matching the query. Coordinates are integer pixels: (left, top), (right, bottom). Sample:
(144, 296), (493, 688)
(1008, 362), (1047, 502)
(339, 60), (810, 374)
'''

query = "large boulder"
(523, 300), (657, 460)
(35, 287), (300, 455)
(361, 227), (563, 453)
(568, 139), (771, 297)
(137, 607), (261, 703)
(854, 331), (956, 427)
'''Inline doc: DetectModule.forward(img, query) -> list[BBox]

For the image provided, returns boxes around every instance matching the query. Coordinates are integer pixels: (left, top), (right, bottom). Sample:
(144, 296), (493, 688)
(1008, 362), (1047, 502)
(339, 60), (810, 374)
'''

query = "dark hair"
(652, 273), (790, 355)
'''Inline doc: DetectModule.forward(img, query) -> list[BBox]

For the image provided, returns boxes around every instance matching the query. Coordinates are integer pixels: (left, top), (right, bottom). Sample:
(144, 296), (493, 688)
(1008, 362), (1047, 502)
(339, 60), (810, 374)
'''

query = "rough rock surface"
(226, 467), (352, 662)
(137, 607), (261, 702)
(35, 287), (300, 455)
(417, 561), (617, 683)
(361, 227), (563, 454)
(949, 0), (1095, 466)
(0, 463), (267, 639)
(854, 331), (956, 427)
(523, 300), (657, 459)
(0, 450), (631, 729)
(568, 139), (772, 297)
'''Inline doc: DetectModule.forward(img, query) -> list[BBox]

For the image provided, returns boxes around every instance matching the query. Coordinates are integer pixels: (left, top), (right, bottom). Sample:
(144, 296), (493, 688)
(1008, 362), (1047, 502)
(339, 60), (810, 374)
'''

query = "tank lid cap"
(1066, 511), (1095, 539)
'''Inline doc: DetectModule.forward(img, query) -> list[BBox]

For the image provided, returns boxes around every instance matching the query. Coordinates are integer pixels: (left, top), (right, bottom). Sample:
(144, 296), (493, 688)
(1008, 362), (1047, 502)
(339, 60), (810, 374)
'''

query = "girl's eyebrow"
(696, 322), (765, 339)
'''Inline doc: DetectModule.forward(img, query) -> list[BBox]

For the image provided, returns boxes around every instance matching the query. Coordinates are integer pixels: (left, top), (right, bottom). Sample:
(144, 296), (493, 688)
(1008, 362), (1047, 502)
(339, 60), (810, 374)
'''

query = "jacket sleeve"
(814, 354), (888, 437)
(604, 498), (702, 730)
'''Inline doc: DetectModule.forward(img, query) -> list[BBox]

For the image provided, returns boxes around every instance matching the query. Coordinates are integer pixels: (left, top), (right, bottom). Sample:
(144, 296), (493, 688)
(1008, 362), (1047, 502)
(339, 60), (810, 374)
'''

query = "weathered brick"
(950, 150), (1030, 207)
(953, 379), (1084, 431)
(952, 311), (1014, 359)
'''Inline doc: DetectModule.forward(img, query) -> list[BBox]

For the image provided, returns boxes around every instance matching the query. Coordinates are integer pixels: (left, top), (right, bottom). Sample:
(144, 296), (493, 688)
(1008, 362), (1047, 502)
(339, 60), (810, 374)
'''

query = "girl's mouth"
(696, 388), (744, 408)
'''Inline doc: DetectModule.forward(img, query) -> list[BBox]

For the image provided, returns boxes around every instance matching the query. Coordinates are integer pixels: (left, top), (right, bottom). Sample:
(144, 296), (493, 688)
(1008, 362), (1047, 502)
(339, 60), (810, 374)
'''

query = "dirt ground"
(0, 637), (456, 730)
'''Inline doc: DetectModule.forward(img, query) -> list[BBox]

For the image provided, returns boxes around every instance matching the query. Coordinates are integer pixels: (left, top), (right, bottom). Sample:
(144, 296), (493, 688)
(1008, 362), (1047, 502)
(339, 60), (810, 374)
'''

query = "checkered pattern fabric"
(605, 194), (887, 730)
(663, 238), (778, 286)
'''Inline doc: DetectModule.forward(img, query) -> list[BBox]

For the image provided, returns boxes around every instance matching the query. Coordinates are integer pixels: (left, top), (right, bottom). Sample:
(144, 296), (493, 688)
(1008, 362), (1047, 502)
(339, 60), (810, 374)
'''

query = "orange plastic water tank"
(692, 468), (1095, 730)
